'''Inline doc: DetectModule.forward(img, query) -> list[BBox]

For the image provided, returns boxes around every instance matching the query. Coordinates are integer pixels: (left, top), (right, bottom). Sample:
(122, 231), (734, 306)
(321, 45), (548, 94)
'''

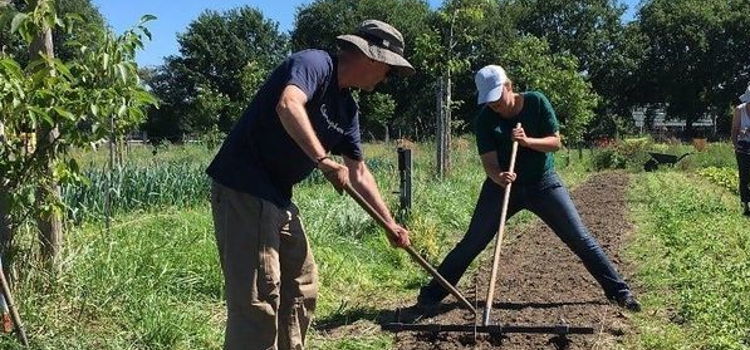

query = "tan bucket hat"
(336, 19), (416, 77)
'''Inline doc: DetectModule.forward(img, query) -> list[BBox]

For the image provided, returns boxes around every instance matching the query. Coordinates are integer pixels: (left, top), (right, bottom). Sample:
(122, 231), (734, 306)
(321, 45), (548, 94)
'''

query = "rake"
(381, 123), (595, 338)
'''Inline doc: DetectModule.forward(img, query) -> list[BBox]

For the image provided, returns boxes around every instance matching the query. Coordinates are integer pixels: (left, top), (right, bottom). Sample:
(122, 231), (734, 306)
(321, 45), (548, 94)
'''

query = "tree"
(52, 0), (106, 62)
(638, 0), (750, 136)
(28, 0), (63, 266)
(359, 92), (396, 142)
(0, 0), (106, 64)
(0, 0), (156, 268)
(511, 0), (653, 137)
(145, 7), (288, 141)
(413, 0), (518, 175)
(499, 36), (599, 145)
(513, 0), (626, 76)
(590, 21), (650, 116)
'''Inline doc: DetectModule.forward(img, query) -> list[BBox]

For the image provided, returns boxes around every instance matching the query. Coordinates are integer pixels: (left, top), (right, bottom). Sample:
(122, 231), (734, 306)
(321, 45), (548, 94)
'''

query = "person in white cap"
(417, 65), (641, 312)
(206, 19), (414, 350)
(731, 84), (750, 216)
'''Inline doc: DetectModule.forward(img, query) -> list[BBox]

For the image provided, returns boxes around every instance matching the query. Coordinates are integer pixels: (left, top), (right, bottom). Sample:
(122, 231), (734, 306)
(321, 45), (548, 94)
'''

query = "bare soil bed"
(393, 172), (636, 349)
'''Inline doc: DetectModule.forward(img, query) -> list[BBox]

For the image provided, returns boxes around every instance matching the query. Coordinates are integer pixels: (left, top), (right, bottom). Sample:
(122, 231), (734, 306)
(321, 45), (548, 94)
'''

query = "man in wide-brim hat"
(206, 19), (414, 350)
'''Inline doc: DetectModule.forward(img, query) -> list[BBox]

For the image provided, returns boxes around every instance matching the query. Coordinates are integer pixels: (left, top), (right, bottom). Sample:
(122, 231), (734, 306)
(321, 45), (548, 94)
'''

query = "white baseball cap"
(475, 65), (508, 105)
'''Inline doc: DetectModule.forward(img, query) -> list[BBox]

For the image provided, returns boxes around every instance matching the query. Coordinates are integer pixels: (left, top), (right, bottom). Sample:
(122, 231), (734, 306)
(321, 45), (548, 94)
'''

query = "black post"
(397, 147), (412, 215)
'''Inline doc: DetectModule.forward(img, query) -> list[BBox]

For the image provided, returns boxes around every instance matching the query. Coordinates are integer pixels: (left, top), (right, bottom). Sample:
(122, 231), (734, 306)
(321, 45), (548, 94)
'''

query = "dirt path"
(392, 172), (636, 349)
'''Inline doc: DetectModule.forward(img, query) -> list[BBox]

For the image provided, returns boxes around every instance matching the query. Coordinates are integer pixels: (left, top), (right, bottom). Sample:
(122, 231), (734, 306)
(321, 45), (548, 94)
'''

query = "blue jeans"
(419, 172), (632, 303)
(737, 152), (750, 203)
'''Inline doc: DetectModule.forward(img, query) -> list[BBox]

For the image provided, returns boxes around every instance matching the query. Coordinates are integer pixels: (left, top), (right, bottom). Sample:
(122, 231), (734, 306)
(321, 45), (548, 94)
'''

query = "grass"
(626, 171), (750, 350)
(589, 137), (737, 172)
(15, 138), (746, 349)
(0, 137), (596, 349)
(2, 207), (223, 349)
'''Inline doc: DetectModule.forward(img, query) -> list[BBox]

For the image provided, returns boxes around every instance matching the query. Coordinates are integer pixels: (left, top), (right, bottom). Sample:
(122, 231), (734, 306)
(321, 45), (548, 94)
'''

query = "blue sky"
(92, 0), (639, 67)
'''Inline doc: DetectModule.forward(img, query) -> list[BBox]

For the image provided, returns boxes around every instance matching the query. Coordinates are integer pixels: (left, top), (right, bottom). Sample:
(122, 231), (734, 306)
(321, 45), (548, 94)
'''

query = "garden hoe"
(384, 123), (594, 339)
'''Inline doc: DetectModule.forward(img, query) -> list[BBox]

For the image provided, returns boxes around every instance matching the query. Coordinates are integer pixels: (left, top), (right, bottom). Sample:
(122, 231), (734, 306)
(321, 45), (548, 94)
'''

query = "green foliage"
(61, 161), (209, 223)
(592, 137), (652, 170)
(0, 0), (107, 65)
(498, 36), (599, 144)
(413, 0), (492, 78)
(648, 142), (736, 171)
(358, 92), (395, 139)
(512, 0), (641, 117)
(143, 6), (287, 140)
(592, 147), (628, 170)
(0, 0), (156, 238)
(628, 172), (750, 349)
(638, 0), (750, 132)
(513, 0), (627, 76)
(413, 0), (519, 135)
(198, 125), (227, 151)
(593, 22), (651, 119)
(697, 167), (739, 195)
(587, 111), (638, 139)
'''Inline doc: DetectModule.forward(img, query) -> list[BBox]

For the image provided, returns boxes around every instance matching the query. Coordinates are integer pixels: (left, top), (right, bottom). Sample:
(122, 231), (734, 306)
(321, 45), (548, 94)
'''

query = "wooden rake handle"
(482, 122), (522, 326)
(343, 184), (477, 314)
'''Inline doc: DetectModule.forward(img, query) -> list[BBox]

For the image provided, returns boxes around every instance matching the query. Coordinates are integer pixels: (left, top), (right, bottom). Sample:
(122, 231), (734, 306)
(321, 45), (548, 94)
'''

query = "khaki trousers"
(211, 181), (318, 350)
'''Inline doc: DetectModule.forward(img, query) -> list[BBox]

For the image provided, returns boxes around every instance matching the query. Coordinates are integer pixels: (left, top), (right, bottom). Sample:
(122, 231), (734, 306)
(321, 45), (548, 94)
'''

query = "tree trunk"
(106, 116), (115, 232)
(117, 135), (125, 167)
(30, 14), (63, 267)
(436, 78), (446, 178)
(435, 73), (452, 178)
(0, 0), (12, 267)
(444, 72), (452, 174)
(0, 190), (12, 265)
(0, 122), (8, 257)
(36, 195), (62, 261)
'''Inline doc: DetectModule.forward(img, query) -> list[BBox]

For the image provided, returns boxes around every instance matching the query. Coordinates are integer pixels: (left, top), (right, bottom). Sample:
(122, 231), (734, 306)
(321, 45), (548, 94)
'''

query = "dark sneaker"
(616, 294), (642, 312)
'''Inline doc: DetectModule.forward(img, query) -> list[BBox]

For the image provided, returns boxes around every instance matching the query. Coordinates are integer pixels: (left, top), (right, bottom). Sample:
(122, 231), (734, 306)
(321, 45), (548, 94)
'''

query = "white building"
(632, 105), (716, 135)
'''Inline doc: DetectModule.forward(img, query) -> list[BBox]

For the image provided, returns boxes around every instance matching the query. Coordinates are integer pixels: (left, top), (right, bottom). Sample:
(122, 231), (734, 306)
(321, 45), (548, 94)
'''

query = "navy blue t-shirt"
(206, 50), (363, 207)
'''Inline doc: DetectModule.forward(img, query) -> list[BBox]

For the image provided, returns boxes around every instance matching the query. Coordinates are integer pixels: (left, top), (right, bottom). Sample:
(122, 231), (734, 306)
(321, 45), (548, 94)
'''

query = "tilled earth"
(392, 172), (637, 349)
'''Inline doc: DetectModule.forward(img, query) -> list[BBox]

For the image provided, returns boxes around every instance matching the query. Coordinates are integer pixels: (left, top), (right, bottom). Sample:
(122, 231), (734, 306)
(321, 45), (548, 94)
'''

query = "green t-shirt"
(474, 91), (560, 184)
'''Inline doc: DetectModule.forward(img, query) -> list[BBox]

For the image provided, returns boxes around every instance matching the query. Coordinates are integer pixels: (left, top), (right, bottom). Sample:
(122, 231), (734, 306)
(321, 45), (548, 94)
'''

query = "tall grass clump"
(62, 162), (209, 222)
